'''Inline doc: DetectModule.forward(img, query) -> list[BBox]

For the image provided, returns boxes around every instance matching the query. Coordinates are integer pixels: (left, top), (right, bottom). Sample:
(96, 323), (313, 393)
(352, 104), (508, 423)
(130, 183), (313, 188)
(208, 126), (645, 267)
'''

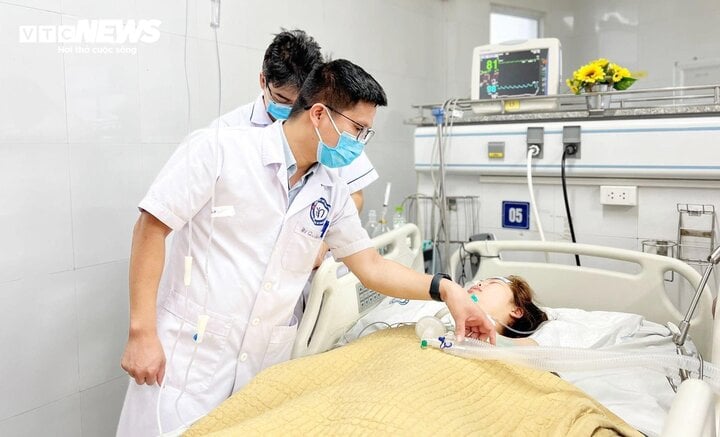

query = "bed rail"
(449, 240), (715, 358)
(292, 223), (424, 358)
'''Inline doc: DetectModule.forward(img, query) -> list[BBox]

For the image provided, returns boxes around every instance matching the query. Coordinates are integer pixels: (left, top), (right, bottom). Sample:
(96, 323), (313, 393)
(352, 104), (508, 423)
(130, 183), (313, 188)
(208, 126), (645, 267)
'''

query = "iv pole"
(674, 245), (720, 381)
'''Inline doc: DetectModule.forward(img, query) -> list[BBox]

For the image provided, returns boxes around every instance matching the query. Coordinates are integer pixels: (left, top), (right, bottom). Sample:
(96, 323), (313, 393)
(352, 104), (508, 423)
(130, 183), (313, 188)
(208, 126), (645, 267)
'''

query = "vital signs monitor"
(470, 38), (561, 113)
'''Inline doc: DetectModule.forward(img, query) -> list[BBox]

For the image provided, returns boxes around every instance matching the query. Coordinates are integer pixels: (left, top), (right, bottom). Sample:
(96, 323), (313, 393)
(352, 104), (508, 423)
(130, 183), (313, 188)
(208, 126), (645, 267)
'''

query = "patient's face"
(467, 279), (517, 327)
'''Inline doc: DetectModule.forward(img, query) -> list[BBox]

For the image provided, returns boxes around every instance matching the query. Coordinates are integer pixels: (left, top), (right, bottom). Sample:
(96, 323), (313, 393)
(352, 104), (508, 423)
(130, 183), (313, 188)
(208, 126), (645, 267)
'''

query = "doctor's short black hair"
(289, 59), (388, 117)
(263, 29), (323, 90)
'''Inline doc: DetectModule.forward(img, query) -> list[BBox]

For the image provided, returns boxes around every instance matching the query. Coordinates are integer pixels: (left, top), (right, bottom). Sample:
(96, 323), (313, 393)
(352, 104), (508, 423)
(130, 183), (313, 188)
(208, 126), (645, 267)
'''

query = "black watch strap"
(429, 273), (451, 302)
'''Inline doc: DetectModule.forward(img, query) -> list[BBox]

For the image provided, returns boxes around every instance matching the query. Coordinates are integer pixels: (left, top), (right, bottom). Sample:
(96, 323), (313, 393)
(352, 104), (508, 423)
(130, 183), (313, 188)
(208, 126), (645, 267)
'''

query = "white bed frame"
(448, 240), (719, 437)
(449, 240), (715, 358)
(292, 224), (424, 358)
(294, 233), (720, 436)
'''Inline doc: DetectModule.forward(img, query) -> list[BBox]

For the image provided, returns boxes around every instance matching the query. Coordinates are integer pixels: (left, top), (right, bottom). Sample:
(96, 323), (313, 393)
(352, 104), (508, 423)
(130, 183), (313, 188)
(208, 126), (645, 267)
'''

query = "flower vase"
(585, 83), (612, 110)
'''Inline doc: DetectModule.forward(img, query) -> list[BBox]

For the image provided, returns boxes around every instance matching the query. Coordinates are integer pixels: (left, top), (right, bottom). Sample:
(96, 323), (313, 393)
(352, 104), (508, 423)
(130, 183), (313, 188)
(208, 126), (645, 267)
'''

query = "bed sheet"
(342, 297), (688, 436)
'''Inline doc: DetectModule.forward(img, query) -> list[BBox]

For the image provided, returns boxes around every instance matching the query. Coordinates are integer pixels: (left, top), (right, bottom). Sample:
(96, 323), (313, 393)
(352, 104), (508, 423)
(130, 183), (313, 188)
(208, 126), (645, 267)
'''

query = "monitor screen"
(476, 48), (549, 99)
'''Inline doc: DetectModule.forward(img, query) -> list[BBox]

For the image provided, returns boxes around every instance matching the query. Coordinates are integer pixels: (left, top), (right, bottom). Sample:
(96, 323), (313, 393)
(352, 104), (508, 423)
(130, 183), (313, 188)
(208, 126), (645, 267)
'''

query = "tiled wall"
(0, 0), (463, 435)
(544, 0), (720, 89)
(418, 173), (720, 313)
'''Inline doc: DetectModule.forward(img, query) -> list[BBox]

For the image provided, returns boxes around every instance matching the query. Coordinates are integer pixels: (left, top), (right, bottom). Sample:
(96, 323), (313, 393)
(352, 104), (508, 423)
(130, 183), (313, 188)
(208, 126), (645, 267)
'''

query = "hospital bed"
(292, 223), (425, 358)
(187, 225), (719, 436)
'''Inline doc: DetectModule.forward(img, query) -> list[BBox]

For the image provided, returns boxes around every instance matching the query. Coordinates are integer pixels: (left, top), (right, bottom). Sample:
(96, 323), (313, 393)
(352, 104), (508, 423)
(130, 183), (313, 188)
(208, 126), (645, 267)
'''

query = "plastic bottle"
(366, 209), (379, 236)
(392, 206), (405, 229)
(376, 217), (389, 237)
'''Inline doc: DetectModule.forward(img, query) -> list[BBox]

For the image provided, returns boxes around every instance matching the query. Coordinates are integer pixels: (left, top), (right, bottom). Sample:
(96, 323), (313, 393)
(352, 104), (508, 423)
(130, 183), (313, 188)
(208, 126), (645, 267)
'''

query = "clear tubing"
(489, 315), (542, 336)
(172, 24), (223, 429)
(157, 0), (193, 433)
(427, 336), (720, 394)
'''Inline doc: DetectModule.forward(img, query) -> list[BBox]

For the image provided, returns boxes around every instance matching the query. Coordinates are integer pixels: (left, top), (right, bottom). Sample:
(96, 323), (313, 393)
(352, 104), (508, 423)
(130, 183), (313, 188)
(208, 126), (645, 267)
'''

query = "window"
(490, 6), (542, 44)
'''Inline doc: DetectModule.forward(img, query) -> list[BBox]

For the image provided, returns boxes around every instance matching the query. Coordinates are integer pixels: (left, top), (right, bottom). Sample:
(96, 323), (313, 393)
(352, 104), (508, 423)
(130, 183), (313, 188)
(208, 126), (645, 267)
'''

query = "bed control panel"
(356, 283), (384, 314)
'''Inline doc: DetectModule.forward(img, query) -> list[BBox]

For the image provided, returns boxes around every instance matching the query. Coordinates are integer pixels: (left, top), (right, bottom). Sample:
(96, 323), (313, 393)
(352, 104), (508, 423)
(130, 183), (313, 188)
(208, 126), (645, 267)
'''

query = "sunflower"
(566, 59), (638, 94)
(574, 63), (605, 84)
(592, 58), (609, 68)
(566, 78), (580, 94)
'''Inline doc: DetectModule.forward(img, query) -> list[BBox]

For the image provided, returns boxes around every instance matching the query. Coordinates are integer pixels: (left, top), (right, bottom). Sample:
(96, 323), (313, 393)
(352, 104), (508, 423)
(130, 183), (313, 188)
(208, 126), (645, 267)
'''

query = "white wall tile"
(137, 31), (191, 144)
(0, 5), (67, 143)
(183, 38), (224, 130)
(0, 272), (78, 420)
(76, 261), (129, 390)
(70, 143), (144, 268)
(198, 0), (327, 50)
(215, 44), (265, 117)
(0, 144), (74, 283)
(63, 15), (141, 144)
(1, 0), (63, 12)
(0, 394), (81, 437)
(136, 0), (198, 37)
(182, 39), (264, 131)
(60, 0), (137, 19)
(553, 184), (638, 239)
(638, 186), (720, 243)
(80, 377), (128, 437)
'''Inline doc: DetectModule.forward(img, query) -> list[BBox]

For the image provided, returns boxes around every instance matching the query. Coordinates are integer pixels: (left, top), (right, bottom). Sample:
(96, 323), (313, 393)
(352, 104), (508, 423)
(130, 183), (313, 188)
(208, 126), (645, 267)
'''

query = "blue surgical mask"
(267, 99), (292, 120)
(315, 110), (364, 168)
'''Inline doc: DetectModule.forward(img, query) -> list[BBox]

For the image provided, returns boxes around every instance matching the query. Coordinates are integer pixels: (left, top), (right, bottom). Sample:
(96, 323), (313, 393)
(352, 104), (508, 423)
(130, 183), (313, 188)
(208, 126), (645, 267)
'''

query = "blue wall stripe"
(414, 126), (720, 138)
(415, 163), (720, 170)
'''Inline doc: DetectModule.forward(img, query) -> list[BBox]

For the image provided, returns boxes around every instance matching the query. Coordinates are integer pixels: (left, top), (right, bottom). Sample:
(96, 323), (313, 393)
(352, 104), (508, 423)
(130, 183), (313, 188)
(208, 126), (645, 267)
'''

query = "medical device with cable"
(470, 38), (561, 114)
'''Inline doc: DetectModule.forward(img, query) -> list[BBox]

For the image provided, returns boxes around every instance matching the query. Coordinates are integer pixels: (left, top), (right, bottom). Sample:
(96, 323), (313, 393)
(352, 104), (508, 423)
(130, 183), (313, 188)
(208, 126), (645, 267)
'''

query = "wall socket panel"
(600, 185), (638, 205)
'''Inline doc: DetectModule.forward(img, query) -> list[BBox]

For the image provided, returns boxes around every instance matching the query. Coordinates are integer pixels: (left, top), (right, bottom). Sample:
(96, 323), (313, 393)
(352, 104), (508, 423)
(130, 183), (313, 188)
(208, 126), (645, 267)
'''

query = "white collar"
(249, 92), (273, 127)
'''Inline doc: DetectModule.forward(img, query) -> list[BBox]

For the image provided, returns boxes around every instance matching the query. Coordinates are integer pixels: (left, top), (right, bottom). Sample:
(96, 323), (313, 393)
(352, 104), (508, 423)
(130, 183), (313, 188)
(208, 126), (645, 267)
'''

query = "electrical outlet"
(600, 185), (637, 206)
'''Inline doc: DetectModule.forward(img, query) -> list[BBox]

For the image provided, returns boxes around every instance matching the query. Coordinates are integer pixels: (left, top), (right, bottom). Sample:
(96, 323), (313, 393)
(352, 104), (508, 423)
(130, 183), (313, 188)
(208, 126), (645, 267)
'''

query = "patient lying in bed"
(186, 324), (641, 437)
(463, 275), (547, 345)
(338, 276), (680, 436)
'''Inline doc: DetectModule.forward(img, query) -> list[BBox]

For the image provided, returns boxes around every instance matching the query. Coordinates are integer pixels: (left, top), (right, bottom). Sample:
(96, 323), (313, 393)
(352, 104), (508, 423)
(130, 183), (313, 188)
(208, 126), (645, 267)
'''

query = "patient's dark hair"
(262, 29), (323, 89)
(288, 59), (387, 118)
(504, 275), (548, 339)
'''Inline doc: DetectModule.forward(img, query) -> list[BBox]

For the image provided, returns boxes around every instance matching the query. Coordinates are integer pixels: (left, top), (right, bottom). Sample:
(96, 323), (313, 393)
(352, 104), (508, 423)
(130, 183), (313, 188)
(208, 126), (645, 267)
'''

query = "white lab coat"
(212, 93), (379, 193)
(116, 122), (372, 436)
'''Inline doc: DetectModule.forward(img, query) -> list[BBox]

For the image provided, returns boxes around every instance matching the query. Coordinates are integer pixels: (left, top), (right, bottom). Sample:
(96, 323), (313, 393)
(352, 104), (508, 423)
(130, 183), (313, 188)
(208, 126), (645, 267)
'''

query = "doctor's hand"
(121, 330), (166, 386)
(441, 280), (497, 344)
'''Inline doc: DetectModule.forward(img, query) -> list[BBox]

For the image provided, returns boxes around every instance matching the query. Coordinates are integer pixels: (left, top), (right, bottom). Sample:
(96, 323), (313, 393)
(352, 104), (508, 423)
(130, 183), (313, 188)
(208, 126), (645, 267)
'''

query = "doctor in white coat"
(212, 29), (378, 213)
(117, 59), (496, 436)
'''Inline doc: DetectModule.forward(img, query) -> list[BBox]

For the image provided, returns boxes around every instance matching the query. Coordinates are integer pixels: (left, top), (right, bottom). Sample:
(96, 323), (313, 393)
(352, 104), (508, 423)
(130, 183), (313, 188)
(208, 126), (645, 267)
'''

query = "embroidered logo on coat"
(310, 197), (331, 226)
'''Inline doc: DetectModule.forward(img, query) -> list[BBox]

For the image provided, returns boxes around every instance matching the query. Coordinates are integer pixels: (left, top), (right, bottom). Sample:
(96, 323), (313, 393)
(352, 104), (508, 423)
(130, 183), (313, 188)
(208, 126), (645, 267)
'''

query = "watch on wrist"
(429, 273), (451, 302)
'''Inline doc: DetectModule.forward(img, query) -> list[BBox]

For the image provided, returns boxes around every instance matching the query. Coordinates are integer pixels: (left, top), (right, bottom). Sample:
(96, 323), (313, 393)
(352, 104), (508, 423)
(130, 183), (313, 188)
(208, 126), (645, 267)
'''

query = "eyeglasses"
(266, 84), (293, 105)
(469, 277), (512, 288)
(325, 105), (376, 144)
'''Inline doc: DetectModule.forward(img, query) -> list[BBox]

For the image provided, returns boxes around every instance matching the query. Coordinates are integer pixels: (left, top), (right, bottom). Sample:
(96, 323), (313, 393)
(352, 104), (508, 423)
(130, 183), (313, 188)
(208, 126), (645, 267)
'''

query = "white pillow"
(530, 307), (644, 348)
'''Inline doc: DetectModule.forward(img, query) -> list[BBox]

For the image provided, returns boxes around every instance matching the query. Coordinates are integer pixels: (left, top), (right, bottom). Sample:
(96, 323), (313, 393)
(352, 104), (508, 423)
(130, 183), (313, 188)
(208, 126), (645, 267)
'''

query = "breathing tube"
(421, 334), (720, 394)
(157, 1), (223, 435)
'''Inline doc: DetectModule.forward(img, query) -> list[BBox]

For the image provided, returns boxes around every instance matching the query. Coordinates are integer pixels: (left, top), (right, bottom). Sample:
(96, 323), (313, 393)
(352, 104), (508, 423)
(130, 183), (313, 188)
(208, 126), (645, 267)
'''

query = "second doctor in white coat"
(117, 59), (496, 436)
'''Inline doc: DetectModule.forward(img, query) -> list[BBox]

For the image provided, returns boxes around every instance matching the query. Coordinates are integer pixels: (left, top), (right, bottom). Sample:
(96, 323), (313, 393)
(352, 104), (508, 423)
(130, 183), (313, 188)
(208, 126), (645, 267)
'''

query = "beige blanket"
(186, 327), (641, 436)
